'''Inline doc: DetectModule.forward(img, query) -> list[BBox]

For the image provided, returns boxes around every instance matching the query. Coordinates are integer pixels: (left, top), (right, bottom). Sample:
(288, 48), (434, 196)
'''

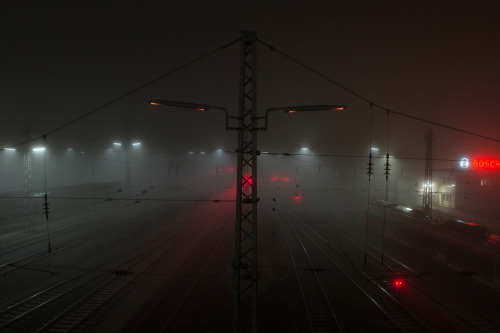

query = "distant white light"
(132, 142), (141, 146)
(300, 147), (309, 151)
(459, 157), (470, 168)
(200, 151), (206, 155)
(371, 147), (379, 152)
(216, 148), (223, 153)
(113, 142), (122, 146)
(80, 151), (85, 154)
(188, 151), (194, 154)
(32, 147), (46, 152)
(4, 147), (16, 151)
(67, 148), (73, 151)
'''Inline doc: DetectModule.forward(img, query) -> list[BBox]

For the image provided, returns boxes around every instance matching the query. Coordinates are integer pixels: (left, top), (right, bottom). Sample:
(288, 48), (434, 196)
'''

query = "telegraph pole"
(234, 30), (258, 333)
(125, 111), (131, 195)
(21, 125), (33, 231)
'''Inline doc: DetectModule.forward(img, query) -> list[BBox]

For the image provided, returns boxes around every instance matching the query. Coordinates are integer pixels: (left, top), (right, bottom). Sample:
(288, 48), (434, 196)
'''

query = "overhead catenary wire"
(0, 196), (235, 203)
(257, 39), (500, 144)
(261, 152), (467, 162)
(1, 38), (240, 151)
(4, 37), (498, 150)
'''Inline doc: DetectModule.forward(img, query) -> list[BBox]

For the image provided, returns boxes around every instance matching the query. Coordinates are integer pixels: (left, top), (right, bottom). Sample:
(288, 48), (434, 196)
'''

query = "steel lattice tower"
(233, 31), (258, 333)
(422, 128), (433, 219)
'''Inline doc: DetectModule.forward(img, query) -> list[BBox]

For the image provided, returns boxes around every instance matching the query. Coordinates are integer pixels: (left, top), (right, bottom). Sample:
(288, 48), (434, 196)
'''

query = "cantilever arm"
(258, 104), (346, 131)
(148, 100), (234, 130)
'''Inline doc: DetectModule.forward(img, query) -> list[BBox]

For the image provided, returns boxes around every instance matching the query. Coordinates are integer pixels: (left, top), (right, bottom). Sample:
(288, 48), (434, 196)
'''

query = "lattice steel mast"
(234, 31), (258, 333)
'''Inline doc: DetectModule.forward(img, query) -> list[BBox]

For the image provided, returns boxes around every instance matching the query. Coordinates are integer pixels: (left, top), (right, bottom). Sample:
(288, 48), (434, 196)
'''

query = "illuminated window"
(480, 179), (490, 186)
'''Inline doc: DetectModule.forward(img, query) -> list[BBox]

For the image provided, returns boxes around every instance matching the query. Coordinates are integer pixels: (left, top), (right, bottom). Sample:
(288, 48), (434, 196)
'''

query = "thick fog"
(1, 2), (500, 331)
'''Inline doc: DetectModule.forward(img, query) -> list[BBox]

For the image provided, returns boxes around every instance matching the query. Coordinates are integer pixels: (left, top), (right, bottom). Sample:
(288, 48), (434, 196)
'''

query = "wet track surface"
(1, 182), (500, 332)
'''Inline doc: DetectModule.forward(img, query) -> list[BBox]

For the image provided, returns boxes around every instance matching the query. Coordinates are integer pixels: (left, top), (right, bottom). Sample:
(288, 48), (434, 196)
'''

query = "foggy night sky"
(2, 1), (500, 160)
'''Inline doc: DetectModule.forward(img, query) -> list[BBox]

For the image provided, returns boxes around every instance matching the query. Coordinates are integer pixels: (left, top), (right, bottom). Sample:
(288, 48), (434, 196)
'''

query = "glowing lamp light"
(32, 147), (46, 152)
(132, 142), (141, 146)
(459, 157), (470, 168)
(113, 142), (122, 146)
(4, 147), (16, 151)
(148, 100), (210, 111)
(270, 105), (345, 114)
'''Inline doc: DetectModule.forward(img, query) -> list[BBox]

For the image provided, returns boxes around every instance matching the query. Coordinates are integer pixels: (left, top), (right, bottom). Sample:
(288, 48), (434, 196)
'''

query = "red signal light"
(393, 278), (404, 288)
(242, 176), (253, 188)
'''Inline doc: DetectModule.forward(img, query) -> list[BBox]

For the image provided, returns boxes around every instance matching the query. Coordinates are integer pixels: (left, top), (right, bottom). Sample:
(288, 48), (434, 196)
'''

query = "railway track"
(277, 212), (342, 332)
(277, 207), (424, 332)
(123, 209), (233, 332)
(0, 199), (220, 332)
(294, 203), (500, 331)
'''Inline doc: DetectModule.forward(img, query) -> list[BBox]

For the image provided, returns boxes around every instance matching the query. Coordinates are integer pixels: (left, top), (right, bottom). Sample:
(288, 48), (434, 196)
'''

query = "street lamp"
(112, 140), (141, 195)
(257, 105), (345, 131)
(149, 100), (345, 132)
(149, 100), (236, 131)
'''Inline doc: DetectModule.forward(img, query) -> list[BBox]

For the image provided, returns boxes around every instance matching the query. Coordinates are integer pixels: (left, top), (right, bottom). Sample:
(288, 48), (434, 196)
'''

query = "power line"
(261, 151), (463, 162)
(0, 196), (235, 203)
(1, 38), (239, 151)
(257, 39), (500, 144)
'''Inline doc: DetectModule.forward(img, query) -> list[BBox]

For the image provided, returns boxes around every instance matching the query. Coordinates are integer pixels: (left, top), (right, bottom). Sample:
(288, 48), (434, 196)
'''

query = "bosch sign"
(460, 157), (500, 169)
(473, 159), (500, 169)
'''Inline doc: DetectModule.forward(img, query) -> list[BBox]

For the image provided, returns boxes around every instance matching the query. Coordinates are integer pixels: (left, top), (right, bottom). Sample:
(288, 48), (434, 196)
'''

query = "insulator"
(366, 153), (373, 179)
(384, 154), (391, 180)
(44, 194), (50, 220)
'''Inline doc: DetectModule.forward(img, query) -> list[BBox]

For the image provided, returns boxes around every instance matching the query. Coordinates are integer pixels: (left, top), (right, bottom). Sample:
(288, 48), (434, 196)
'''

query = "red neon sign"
(472, 159), (500, 169)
